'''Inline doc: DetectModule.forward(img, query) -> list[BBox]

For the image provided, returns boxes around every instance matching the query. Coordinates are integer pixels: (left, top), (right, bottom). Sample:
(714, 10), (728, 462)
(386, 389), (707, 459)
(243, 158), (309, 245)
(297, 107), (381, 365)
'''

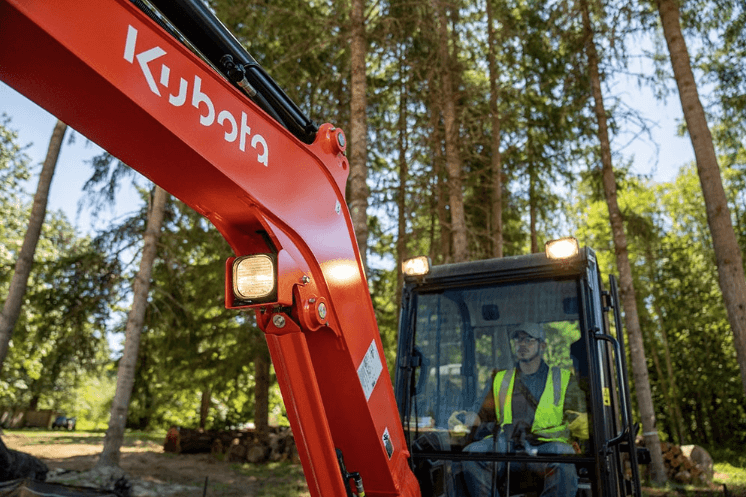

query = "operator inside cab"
(462, 323), (588, 497)
(404, 274), (593, 497)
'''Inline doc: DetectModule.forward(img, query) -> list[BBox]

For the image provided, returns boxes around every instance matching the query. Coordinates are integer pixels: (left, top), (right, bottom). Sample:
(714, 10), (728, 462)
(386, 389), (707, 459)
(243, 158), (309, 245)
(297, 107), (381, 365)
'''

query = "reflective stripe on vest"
(493, 366), (572, 443)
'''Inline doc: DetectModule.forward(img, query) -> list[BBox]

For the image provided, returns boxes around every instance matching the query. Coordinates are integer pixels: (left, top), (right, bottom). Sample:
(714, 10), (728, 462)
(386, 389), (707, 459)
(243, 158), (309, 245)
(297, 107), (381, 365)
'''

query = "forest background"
(1, 0), (745, 468)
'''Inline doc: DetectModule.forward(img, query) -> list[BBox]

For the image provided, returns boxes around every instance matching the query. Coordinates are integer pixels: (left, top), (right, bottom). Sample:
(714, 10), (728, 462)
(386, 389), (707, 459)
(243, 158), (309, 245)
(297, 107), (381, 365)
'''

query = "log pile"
(163, 426), (298, 464)
(636, 438), (713, 485)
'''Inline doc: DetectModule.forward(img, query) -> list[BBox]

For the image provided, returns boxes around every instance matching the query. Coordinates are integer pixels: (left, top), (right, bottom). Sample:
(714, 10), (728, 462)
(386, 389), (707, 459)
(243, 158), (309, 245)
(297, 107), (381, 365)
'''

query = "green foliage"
(69, 365), (117, 431)
(369, 265), (399, 378)
(710, 447), (746, 474)
(0, 117), (31, 284)
(211, 0), (347, 126)
(0, 220), (120, 411)
(573, 165), (746, 450)
(99, 198), (280, 431)
(0, 116), (30, 202)
(544, 322), (582, 371)
(687, 0), (746, 147)
(0, 119), (118, 417)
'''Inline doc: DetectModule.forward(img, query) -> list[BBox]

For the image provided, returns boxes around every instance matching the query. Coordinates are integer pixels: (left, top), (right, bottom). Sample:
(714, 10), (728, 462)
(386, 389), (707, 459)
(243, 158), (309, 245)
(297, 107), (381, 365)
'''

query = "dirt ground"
(4, 433), (742, 497)
(3, 433), (309, 497)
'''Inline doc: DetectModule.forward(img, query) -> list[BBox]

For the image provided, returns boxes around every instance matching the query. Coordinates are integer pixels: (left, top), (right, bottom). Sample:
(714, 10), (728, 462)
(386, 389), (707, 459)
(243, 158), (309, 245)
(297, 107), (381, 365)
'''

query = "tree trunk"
(396, 46), (409, 323)
(659, 322), (686, 443)
(656, 0), (746, 399)
(650, 313), (683, 444)
(525, 101), (539, 254)
(348, 0), (369, 274)
(437, 166), (451, 262)
(641, 318), (675, 440)
(649, 282), (686, 444)
(0, 120), (66, 373)
(529, 162), (538, 254)
(95, 186), (168, 470)
(432, 0), (468, 262)
(427, 80), (450, 263)
(643, 243), (686, 444)
(254, 341), (270, 438)
(486, 0), (504, 259)
(199, 388), (211, 430)
(580, 1), (667, 484)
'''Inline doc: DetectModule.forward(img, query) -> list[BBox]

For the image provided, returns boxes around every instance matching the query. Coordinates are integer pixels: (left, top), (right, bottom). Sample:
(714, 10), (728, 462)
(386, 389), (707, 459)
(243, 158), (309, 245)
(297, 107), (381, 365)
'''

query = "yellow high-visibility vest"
(493, 367), (571, 443)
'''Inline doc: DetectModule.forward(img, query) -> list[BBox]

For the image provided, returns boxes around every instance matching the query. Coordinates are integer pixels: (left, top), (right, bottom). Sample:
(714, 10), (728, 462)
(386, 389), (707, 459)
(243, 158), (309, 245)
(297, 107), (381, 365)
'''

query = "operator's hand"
(566, 410), (589, 440)
(448, 411), (480, 433)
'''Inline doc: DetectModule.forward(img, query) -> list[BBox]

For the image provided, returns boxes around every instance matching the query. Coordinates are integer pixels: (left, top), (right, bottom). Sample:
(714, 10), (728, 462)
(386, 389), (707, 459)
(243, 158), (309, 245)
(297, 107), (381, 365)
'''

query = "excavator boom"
(0, 1), (420, 496)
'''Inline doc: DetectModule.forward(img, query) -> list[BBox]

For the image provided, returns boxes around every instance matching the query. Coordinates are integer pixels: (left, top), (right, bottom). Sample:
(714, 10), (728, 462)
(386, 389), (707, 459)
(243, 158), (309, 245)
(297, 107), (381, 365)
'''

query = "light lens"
(545, 237), (580, 259)
(233, 255), (276, 300)
(402, 256), (431, 277)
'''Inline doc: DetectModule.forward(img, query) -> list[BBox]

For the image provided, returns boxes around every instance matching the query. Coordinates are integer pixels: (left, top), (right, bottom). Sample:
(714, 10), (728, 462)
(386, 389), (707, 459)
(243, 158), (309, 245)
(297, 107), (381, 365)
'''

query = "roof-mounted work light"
(545, 237), (580, 260)
(232, 254), (277, 303)
(402, 256), (431, 277)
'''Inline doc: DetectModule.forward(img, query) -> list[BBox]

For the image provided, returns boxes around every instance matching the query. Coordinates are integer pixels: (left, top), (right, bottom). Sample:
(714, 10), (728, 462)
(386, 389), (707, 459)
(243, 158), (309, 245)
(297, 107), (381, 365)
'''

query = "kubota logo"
(123, 25), (269, 166)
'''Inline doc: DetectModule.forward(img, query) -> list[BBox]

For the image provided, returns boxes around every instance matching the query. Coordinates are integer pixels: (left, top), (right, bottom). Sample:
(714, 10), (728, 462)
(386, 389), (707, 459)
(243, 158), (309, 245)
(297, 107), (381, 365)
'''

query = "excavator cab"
(395, 239), (644, 497)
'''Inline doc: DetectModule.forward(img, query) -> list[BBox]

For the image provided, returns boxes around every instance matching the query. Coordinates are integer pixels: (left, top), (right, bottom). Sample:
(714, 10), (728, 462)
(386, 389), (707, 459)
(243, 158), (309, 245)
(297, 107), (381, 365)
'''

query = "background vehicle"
(395, 239), (646, 497)
(51, 416), (76, 431)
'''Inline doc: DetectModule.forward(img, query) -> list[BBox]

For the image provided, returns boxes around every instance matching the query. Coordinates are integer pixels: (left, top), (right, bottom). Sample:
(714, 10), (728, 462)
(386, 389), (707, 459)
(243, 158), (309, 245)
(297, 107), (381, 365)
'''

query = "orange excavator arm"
(0, 1), (420, 496)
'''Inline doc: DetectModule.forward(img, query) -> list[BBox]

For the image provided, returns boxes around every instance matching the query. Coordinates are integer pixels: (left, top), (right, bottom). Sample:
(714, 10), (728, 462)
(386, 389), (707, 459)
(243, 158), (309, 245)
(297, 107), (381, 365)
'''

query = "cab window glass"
(408, 279), (590, 456)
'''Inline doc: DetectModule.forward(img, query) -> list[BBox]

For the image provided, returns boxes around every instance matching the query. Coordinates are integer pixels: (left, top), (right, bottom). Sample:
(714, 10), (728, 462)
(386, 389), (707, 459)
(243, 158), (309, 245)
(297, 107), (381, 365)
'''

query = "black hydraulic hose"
(145, 0), (318, 144)
(130, 0), (178, 38)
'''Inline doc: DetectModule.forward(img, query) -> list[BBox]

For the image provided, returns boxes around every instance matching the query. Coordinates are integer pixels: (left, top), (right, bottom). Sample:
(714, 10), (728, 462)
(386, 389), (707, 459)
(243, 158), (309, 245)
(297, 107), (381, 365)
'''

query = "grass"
(711, 447), (746, 496)
(232, 461), (310, 497)
(714, 462), (746, 490)
(3, 428), (166, 447)
(640, 447), (746, 497)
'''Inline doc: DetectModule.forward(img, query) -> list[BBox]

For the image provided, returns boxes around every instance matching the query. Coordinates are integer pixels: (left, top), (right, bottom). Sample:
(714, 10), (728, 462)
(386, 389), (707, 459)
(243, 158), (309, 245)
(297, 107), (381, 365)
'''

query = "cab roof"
(404, 247), (595, 291)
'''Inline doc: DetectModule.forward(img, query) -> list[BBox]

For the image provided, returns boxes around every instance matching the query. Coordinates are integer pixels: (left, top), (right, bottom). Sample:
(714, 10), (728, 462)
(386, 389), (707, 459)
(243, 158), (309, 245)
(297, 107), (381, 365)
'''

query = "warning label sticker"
(357, 340), (383, 401)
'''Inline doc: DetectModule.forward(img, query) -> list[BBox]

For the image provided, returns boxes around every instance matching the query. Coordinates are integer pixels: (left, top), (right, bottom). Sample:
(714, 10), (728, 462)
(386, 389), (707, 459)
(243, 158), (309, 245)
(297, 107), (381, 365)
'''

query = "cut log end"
(162, 427), (296, 464)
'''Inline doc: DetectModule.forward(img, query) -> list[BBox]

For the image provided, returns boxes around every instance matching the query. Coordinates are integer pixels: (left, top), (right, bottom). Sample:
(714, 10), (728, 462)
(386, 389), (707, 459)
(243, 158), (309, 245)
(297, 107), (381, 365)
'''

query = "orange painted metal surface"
(0, 1), (420, 496)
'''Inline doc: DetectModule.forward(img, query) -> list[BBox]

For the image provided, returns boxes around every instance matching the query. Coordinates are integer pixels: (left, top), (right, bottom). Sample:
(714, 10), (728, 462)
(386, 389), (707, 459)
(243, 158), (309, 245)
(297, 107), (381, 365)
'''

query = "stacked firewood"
(636, 438), (713, 484)
(164, 426), (299, 464)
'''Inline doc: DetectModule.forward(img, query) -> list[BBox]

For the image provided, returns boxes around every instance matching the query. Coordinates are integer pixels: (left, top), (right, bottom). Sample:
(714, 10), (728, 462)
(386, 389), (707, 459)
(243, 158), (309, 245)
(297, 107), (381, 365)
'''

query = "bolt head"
(272, 314), (286, 328)
(317, 302), (327, 320)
